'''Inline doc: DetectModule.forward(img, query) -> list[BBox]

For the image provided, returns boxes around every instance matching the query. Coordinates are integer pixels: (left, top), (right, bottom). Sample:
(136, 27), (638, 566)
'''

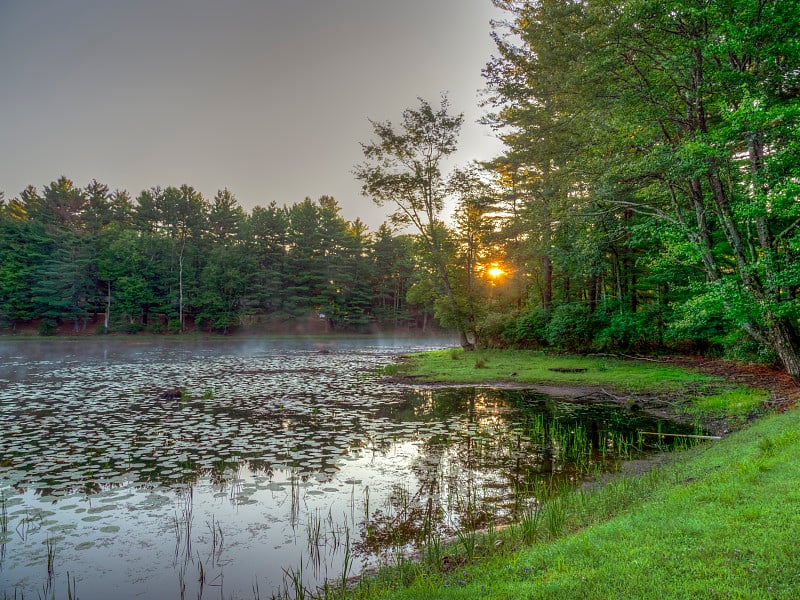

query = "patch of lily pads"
(0, 340), (700, 599)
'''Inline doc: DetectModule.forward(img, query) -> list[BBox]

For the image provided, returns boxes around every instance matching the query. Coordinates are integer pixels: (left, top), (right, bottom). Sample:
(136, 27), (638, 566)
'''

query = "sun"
(487, 265), (505, 279)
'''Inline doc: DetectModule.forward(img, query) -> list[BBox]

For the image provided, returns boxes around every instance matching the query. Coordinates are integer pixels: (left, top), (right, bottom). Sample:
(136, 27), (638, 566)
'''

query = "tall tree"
(242, 202), (288, 315)
(354, 95), (474, 348)
(487, 0), (800, 375)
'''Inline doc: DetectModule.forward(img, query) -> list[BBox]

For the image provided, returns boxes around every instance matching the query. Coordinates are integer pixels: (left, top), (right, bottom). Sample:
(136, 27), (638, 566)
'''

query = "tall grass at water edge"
(351, 406), (800, 599)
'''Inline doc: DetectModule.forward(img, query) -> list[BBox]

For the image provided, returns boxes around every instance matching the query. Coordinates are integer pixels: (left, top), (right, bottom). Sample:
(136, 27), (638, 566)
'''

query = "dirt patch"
(661, 355), (799, 410)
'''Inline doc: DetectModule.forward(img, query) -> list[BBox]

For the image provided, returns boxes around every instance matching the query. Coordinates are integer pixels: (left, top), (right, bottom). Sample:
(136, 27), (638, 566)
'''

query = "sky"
(0, 0), (506, 229)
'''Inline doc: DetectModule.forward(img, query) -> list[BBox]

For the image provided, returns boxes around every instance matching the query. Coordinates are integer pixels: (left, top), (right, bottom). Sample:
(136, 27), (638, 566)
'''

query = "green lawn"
(395, 349), (715, 393)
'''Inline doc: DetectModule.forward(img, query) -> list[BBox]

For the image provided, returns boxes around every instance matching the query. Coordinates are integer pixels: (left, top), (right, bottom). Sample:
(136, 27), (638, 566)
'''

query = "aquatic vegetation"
(0, 339), (700, 599)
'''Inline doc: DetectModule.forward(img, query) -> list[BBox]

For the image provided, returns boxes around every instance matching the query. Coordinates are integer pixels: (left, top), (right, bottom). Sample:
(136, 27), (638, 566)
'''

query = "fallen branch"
(587, 352), (666, 363)
(599, 388), (626, 401)
(639, 432), (722, 440)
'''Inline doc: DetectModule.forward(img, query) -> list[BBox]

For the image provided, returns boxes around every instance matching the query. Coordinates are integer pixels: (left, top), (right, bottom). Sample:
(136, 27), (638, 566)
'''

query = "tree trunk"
(178, 238), (185, 333)
(764, 317), (800, 381)
(437, 262), (474, 350)
(542, 255), (553, 310)
(104, 281), (111, 332)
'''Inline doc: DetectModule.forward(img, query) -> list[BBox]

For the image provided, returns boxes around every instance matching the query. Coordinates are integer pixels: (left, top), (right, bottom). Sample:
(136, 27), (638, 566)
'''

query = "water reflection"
(0, 339), (697, 599)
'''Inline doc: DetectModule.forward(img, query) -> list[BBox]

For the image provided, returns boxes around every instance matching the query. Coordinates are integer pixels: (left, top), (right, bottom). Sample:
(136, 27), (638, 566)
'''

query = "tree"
(207, 188), (244, 243)
(449, 166), (499, 344)
(486, 0), (800, 375)
(242, 202), (288, 315)
(371, 225), (416, 327)
(354, 95), (474, 348)
(197, 244), (255, 332)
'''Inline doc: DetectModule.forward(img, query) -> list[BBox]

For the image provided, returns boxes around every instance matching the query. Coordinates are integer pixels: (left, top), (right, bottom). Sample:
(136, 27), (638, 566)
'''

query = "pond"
(0, 337), (699, 599)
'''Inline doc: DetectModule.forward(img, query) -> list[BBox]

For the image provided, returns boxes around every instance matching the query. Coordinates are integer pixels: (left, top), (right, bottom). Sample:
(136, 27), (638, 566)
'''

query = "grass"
(395, 349), (715, 393)
(688, 388), (770, 421)
(351, 406), (800, 599)
(343, 350), (796, 599)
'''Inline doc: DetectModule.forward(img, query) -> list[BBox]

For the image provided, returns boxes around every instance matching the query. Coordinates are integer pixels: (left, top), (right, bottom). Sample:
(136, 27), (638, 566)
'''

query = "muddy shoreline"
(384, 352), (800, 437)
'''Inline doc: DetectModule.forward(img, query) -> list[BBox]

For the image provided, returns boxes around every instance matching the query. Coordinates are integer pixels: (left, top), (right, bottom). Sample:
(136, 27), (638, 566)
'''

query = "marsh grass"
(688, 387), (769, 421)
(0, 491), (7, 569)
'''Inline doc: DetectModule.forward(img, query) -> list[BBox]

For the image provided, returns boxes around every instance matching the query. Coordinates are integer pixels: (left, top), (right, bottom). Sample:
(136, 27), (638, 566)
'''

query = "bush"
(544, 303), (593, 351)
(123, 322), (146, 335)
(477, 311), (517, 348)
(593, 302), (663, 352)
(505, 308), (549, 347)
(718, 331), (779, 365)
(38, 319), (57, 336)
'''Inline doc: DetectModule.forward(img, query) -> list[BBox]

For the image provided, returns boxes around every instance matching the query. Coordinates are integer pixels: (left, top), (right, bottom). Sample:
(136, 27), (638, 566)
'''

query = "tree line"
(478, 0), (800, 377)
(3, 0), (800, 378)
(0, 179), (429, 334)
(353, 0), (800, 378)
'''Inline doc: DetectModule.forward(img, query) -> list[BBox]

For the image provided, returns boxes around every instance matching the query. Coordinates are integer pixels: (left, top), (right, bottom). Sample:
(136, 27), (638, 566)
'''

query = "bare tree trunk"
(436, 261), (474, 350)
(104, 281), (111, 332)
(178, 237), (185, 333)
(542, 255), (553, 310)
(766, 318), (800, 381)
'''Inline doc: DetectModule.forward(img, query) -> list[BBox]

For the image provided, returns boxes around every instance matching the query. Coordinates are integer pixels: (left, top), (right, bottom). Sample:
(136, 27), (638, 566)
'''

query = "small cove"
(0, 338), (701, 599)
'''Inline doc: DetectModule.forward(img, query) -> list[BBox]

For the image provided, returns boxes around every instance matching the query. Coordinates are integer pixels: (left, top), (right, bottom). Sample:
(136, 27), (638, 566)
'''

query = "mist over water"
(0, 337), (695, 599)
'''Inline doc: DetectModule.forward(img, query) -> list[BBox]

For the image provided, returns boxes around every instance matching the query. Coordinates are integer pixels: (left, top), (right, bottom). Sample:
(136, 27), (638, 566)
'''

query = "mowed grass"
(357, 406), (800, 600)
(396, 349), (715, 393)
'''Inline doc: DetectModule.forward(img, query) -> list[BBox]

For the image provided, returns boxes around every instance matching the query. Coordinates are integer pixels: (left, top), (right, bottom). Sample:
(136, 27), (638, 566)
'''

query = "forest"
(2, 0), (800, 377)
(0, 182), (425, 335)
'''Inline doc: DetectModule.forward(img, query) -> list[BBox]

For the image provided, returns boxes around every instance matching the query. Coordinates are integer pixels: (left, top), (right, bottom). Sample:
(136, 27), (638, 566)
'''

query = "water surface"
(0, 337), (696, 599)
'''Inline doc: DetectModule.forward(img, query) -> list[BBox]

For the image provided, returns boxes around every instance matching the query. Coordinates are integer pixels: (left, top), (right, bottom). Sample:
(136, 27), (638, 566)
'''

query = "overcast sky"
(0, 0), (506, 228)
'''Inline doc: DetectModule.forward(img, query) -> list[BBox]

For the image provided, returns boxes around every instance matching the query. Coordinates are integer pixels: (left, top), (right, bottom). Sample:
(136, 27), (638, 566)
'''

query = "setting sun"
(487, 265), (505, 279)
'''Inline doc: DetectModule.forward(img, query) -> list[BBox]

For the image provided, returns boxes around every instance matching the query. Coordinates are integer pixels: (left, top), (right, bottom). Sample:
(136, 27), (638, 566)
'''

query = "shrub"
(124, 322), (146, 335)
(718, 331), (778, 365)
(593, 302), (663, 352)
(545, 303), (593, 351)
(477, 311), (517, 348)
(506, 308), (548, 347)
(38, 319), (57, 336)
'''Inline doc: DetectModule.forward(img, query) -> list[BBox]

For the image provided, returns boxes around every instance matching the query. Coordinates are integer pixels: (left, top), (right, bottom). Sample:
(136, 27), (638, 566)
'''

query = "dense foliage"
(4, 1), (800, 376)
(476, 0), (800, 376)
(0, 180), (424, 334)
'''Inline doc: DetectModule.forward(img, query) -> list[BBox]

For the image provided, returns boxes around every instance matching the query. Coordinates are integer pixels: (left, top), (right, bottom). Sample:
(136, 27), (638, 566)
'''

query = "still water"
(0, 338), (695, 599)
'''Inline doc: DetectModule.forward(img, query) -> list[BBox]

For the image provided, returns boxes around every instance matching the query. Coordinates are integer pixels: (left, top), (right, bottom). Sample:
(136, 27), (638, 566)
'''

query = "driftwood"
(639, 432), (722, 440)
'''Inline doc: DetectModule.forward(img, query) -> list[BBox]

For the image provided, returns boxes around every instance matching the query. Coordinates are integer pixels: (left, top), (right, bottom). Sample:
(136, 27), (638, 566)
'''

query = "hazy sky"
(0, 0), (506, 228)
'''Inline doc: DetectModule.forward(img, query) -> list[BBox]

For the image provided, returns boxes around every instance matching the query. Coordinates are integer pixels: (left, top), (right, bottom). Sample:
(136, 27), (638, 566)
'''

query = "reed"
(45, 535), (56, 582)
(0, 492), (7, 537)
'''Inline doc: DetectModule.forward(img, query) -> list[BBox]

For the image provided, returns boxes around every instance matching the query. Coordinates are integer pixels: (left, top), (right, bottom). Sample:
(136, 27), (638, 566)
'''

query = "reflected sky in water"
(0, 338), (695, 599)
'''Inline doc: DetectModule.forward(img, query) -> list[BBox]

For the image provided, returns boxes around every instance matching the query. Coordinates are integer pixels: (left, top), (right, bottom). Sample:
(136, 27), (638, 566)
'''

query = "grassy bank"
(394, 348), (718, 391)
(390, 349), (770, 420)
(354, 406), (800, 599)
(339, 350), (795, 599)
